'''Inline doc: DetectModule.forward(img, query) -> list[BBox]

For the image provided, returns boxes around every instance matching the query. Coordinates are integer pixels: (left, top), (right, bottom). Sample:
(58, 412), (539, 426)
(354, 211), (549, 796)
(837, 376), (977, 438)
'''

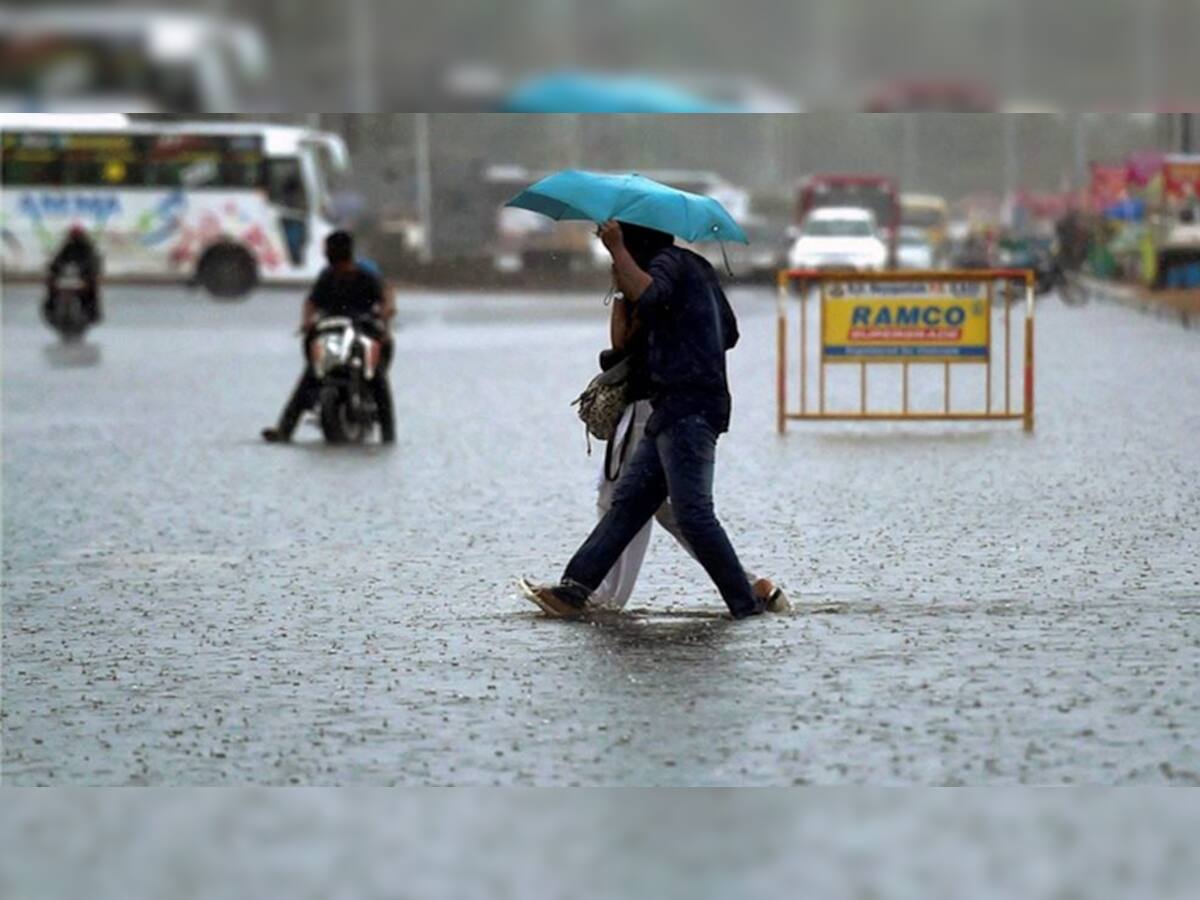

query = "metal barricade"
(776, 269), (1035, 433)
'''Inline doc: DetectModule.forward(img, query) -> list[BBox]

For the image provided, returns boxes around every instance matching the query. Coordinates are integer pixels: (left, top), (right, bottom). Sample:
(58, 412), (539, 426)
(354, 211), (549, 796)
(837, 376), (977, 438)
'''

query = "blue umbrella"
(505, 170), (749, 244)
(500, 72), (740, 114)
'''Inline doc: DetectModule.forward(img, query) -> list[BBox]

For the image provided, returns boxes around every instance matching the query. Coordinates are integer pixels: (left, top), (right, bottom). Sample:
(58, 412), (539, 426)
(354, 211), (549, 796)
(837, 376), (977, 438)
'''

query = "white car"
(897, 226), (937, 270)
(788, 207), (888, 271)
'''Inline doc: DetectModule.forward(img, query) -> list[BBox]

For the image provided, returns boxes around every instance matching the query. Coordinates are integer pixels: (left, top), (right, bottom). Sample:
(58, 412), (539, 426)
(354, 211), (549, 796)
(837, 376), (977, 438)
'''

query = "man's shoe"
(518, 578), (589, 619)
(753, 578), (791, 613)
(261, 427), (290, 443)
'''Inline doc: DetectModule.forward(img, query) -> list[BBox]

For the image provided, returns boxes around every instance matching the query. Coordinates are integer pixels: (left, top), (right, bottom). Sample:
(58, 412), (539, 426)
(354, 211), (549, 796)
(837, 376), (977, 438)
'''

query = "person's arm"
(300, 297), (317, 332)
(84, 249), (101, 287)
(378, 278), (396, 325)
(610, 294), (636, 351)
(303, 270), (331, 331)
(599, 220), (652, 301)
(47, 248), (64, 284)
(607, 265), (639, 350)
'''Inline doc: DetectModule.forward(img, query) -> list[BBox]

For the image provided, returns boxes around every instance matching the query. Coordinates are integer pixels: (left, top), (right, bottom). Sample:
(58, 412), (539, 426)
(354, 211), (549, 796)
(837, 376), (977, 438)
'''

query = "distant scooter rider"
(45, 225), (103, 323)
(262, 230), (396, 443)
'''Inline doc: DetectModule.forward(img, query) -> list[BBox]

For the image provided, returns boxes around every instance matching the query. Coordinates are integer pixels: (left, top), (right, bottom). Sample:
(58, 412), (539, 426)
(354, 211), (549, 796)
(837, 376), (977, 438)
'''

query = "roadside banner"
(1088, 163), (1129, 211)
(821, 279), (989, 363)
(1163, 155), (1200, 201)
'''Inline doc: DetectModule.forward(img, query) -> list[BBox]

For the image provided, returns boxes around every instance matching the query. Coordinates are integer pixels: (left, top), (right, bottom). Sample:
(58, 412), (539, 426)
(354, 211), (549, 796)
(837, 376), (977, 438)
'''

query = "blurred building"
(6, 1), (1200, 113)
(0, 3), (269, 112)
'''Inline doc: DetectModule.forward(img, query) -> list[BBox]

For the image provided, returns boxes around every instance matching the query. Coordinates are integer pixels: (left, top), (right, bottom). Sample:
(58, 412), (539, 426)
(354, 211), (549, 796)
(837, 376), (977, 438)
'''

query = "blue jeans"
(563, 413), (761, 617)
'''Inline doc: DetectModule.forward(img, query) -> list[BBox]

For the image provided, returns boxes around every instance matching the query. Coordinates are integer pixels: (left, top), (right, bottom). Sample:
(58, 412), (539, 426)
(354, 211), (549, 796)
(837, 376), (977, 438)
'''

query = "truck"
(797, 174), (900, 268)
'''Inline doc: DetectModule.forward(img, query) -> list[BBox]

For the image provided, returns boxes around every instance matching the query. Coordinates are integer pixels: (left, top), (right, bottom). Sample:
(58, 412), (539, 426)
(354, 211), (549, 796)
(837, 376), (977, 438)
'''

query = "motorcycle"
(307, 316), (385, 444)
(43, 264), (94, 341)
(952, 234), (994, 270)
(997, 237), (1065, 297)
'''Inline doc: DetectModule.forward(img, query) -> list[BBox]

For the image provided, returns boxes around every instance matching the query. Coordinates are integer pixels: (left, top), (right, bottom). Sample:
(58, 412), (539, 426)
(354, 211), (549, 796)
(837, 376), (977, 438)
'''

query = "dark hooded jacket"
(49, 233), (101, 283)
(624, 226), (740, 436)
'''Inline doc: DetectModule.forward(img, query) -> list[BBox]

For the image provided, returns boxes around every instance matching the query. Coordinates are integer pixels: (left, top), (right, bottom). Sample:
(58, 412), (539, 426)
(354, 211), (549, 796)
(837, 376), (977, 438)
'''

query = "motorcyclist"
(45, 225), (103, 323)
(1055, 208), (1089, 272)
(261, 230), (396, 444)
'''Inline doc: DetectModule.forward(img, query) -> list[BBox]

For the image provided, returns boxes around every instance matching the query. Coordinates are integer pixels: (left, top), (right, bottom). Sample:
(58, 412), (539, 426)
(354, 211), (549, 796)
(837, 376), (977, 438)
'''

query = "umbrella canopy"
(500, 72), (739, 114)
(505, 170), (749, 244)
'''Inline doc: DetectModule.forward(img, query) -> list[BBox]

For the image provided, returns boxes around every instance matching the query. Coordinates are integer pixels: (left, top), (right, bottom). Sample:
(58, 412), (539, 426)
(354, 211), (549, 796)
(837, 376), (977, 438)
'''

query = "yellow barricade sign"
(776, 269), (1034, 432)
(821, 280), (990, 363)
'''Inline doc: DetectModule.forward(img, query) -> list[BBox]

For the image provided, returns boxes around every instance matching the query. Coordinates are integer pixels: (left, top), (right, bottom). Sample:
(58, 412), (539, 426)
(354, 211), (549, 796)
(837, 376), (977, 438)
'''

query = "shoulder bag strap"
(604, 403), (636, 482)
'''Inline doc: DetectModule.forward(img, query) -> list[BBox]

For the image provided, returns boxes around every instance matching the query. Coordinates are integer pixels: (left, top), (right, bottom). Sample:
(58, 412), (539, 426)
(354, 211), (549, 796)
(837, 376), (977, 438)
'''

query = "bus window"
(142, 134), (264, 189)
(61, 158), (136, 186)
(2, 157), (62, 186)
(60, 133), (139, 186)
(2, 132), (62, 185)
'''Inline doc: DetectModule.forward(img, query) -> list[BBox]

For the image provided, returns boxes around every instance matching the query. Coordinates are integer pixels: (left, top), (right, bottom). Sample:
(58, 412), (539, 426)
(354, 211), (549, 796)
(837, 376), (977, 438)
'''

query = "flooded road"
(3, 283), (1198, 784)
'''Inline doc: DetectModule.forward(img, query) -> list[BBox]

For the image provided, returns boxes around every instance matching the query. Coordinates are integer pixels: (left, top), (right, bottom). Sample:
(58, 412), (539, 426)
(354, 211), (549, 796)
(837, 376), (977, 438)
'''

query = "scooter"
(307, 316), (385, 444)
(997, 237), (1064, 297)
(42, 265), (94, 341)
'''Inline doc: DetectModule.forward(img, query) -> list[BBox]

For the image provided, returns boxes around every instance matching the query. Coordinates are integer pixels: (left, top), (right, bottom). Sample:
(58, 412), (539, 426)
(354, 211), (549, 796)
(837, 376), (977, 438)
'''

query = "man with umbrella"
(524, 216), (766, 619)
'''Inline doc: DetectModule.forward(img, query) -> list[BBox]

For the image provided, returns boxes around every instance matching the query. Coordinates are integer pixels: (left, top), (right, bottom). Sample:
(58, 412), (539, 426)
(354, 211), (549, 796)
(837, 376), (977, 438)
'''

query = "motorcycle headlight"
(313, 333), (350, 376)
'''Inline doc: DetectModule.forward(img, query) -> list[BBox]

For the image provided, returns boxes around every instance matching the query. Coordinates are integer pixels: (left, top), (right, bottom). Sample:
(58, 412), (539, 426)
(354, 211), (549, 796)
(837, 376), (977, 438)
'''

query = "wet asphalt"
(2, 281), (1198, 785)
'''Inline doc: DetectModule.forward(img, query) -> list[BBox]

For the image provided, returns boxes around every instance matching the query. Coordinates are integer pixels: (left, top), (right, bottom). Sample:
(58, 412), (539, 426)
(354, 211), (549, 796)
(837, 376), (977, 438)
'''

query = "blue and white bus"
(1, 113), (349, 297)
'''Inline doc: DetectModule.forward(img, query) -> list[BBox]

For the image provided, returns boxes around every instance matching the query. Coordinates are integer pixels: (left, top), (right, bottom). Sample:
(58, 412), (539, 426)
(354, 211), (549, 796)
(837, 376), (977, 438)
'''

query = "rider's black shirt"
(49, 239), (100, 282)
(309, 264), (383, 319)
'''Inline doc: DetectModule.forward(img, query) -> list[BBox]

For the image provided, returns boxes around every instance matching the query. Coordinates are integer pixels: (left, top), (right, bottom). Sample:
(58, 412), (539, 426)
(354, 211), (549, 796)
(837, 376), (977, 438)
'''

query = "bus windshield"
(902, 206), (946, 228)
(304, 135), (350, 222)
